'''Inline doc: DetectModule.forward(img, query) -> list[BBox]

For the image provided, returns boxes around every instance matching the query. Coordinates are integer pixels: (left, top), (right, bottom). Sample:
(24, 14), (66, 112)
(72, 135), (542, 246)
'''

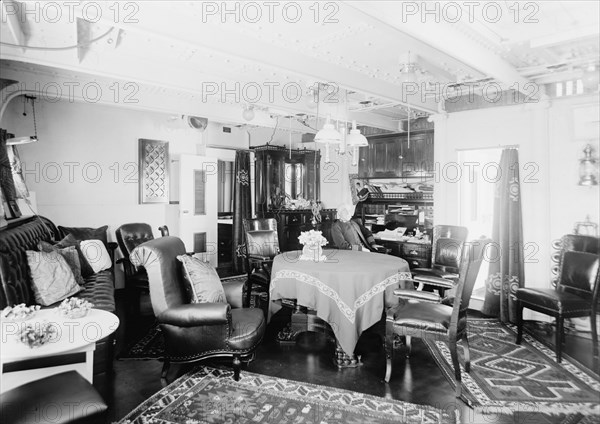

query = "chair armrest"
(393, 289), (441, 303)
(157, 303), (231, 327)
(116, 257), (137, 278)
(248, 255), (273, 263)
(222, 278), (245, 309)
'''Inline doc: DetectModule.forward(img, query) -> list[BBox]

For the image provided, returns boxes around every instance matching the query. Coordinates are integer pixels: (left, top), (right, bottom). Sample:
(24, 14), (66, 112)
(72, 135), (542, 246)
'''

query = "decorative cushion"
(26, 250), (80, 306)
(56, 234), (95, 277)
(80, 240), (113, 273)
(177, 255), (226, 303)
(38, 241), (85, 287)
(58, 225), (108, 246)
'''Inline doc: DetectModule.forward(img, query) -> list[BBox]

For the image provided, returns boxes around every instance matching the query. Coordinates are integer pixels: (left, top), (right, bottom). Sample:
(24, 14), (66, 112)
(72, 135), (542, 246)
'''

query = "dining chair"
(243, 218), (280, 308)
(384, 238), (491, 398)
(115, 223), (154, 317)
(515, 234), (600, 363)
(158, 225), (170, 236)
(411, 225), (468, 296)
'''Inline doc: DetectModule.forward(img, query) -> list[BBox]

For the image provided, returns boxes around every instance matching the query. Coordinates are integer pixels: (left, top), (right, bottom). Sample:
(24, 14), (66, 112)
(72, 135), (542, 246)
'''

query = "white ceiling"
(1, 1), (598, 131)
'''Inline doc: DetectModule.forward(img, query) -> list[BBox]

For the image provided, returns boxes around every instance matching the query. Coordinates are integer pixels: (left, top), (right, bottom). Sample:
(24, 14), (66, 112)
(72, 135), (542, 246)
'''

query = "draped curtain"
(232, 150), (252, 274)
(0, 128), (22, 219)
(482, 148), (525, 323)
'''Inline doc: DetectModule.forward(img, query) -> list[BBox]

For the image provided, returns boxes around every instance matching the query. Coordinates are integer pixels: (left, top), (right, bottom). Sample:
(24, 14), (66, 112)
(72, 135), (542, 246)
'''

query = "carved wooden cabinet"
(376, 240), (432, 269)
(265, 209), (337, 252)
(253, 145), (320, 216)
(358, 130), (434, 178)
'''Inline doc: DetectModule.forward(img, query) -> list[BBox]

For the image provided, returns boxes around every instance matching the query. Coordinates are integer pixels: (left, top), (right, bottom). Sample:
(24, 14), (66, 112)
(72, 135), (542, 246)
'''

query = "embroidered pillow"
(26, 250), (81, 306)
(80, 239), (113, 273)
(177, 255), (226, 303)
(56, 234), (95, 277)
(38, 241), (85, 287)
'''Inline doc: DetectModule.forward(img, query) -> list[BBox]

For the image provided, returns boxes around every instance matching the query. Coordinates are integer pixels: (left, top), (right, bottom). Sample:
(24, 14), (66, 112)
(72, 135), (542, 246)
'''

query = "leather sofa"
(0, 215), (117, 375)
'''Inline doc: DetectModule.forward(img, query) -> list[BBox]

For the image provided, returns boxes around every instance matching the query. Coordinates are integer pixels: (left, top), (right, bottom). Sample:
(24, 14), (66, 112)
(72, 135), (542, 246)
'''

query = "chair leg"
(556, 317), (564, 363)
(449, 340), (462, 398)
(245, 274), (253, 308)
(516, 300), (523, 345)
(462, 332), (471, 373)
(160, 360), (170, 387)
(591, 311), (599, 357)
(384, 332), (394, 383)
(233, 355), (241, 381)
(405, 336), (412, 358)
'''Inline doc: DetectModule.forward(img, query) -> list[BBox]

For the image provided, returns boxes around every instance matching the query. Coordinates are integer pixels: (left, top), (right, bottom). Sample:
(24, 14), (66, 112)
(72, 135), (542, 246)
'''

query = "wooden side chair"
(516, 234), (600, 362)
(385, 238), (491, 398)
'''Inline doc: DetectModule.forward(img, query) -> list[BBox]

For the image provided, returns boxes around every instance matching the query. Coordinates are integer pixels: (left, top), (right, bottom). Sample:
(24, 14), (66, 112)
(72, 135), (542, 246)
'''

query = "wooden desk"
(1, 309), (119, 393)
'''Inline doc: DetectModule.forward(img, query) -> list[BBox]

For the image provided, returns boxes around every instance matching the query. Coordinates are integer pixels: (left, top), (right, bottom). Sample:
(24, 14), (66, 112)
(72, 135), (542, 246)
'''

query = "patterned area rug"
(424, 318), (600, 419)
(117, 365), (456, 424)
(119, 276), (267, 361)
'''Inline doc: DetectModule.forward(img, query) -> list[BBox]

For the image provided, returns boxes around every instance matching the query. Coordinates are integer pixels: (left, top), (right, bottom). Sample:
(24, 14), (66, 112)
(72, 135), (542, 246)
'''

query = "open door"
(179, 154), (218, 267)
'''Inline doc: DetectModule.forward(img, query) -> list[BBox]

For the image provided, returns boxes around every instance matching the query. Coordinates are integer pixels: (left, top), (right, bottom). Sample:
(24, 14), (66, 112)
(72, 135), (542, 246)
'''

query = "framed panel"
(139, 138), (169, 204)
(194, 170), (206, 215)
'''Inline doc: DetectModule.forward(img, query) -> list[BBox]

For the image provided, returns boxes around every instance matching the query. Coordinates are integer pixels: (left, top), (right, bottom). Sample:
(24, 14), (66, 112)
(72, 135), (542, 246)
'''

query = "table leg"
(334, 341), (361, 368)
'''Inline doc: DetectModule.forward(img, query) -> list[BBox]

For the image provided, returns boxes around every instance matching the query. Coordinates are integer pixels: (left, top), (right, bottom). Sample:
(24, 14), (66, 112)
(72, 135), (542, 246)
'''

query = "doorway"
(457, 148), (501, 302)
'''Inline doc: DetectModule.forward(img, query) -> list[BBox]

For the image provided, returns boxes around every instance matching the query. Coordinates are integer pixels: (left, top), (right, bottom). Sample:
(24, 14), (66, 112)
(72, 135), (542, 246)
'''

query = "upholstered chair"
(516, 234), (600, 362)
(115, 223), (154, 317)
(385, 238), (491, 398)
(242, 218), (280, 308)
(130, 236), (266, 384)
(411, 225), (468, 295)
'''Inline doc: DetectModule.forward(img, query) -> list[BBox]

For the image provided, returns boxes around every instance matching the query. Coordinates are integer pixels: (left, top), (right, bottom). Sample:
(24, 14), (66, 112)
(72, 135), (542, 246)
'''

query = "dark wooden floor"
(95, 288), (599, 424)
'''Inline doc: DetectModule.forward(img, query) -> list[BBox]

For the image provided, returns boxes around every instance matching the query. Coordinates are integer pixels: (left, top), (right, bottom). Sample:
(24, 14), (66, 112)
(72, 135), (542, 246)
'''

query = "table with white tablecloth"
(269, 249), (411, 357)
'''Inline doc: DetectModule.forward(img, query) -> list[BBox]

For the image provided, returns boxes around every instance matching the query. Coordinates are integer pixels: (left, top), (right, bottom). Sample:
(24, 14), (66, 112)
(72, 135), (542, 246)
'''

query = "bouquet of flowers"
(298, 230), (328, 262)
(18, 321), (57, 348)
(2, 303), (40, 321)
(57, 297), (94, 319)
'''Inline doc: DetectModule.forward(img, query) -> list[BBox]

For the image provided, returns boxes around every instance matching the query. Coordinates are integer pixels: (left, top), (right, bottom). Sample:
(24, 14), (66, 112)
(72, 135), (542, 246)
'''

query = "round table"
(1, 308), (120, 393)
(269, 249), (411, 359)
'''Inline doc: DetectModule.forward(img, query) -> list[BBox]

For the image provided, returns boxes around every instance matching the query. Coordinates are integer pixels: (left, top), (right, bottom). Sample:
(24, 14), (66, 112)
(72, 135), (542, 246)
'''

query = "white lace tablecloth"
(269, 249), (411, 356)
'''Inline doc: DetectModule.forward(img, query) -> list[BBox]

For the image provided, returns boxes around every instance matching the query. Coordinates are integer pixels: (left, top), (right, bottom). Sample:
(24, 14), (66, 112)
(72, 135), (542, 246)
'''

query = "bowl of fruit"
(57, 298), (94, 319)
(1, 304), (40, 322)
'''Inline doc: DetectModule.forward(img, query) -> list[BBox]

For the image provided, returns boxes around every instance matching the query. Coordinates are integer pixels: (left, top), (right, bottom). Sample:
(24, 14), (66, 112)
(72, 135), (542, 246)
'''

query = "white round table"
(1, 308), (119, 393)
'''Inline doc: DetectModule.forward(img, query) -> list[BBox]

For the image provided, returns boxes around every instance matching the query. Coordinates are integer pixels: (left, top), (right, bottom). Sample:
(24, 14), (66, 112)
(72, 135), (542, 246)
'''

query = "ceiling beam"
(1, 0), (26, 50)
(348, 1), (534, 96)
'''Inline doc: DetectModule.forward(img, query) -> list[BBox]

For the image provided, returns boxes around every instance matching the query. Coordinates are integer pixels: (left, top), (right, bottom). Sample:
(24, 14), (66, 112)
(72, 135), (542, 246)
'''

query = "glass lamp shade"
(242, 107), (255, 121)
(346, 121), (368, 166)
(314, 122), (342, 144)
(579, 144), (599, 186)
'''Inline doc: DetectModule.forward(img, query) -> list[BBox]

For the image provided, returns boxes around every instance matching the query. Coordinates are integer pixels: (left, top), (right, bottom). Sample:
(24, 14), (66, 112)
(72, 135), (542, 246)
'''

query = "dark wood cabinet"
(358, 130), (434, 178)
(218, 223), (232, 265)
(377, 239), (432, 269)
(265, 209), (337, 252)
(253, 145), (320, 216)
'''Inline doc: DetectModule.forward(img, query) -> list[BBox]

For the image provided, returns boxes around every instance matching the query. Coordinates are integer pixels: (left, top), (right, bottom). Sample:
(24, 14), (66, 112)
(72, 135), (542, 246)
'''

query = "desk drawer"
(400, 243), (430, 259)
(404, 257), (430, 269)
(284, 214), (306, 226)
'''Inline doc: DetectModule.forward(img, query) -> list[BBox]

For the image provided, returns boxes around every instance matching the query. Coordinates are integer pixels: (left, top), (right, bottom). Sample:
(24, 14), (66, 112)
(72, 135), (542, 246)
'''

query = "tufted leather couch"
(0, 215), (117, 374)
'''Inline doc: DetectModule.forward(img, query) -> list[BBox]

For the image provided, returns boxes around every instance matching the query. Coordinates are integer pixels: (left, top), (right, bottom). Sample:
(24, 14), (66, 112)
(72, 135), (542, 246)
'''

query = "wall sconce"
(6, 95), (38, 145)
(579, 144), (598, 186)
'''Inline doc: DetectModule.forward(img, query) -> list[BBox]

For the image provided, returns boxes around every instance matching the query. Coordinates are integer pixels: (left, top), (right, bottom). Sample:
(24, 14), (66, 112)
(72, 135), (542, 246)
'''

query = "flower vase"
(301, 243), (324, 262)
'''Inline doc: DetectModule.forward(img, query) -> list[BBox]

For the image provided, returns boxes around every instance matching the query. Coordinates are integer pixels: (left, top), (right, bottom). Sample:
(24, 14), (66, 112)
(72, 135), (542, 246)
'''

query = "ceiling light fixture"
(579, 144), (598, 186)
(6, 95), (38, 145)
(314, 115), (341, 163)
(345, 120), (368, 166)
(399, 51), (418, 85)
(242, 104), (255, 121)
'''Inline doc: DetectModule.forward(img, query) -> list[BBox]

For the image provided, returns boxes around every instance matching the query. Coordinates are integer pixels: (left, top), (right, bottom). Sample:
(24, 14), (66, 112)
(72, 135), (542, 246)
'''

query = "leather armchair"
(385, 238), (491, 398)
(243, 218), (280, 308)
(516, 234), (600, 362)
(411, 225), (468, 295)
(115, 223), (154, 318)
(130, 236), (266, 384)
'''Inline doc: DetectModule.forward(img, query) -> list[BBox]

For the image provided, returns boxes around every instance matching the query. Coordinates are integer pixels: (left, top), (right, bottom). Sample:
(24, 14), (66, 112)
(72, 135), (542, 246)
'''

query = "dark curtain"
(232, 150), (252, 274)
(0, 129), (21, 219)
(482, 148), (525, 323)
